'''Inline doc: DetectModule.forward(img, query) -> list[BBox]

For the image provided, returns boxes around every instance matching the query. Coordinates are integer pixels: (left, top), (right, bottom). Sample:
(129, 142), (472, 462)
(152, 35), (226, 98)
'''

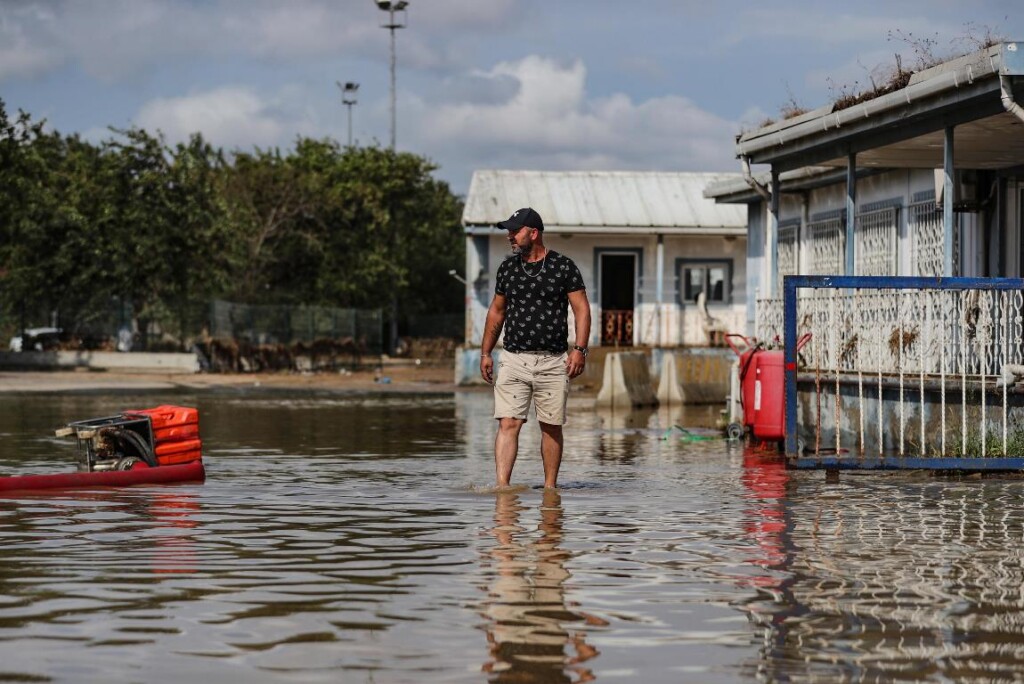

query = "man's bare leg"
(538, 421), (563, 488)
(495, 417), (525, 487)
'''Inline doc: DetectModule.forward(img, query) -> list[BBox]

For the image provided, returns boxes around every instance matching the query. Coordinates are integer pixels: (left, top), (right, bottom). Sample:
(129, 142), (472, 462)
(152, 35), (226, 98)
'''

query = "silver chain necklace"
(520, 249), (547, 278)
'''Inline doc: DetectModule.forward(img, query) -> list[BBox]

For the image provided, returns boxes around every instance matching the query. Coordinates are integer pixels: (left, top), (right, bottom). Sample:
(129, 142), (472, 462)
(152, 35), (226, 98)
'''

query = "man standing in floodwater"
(479, 207), (591, 489)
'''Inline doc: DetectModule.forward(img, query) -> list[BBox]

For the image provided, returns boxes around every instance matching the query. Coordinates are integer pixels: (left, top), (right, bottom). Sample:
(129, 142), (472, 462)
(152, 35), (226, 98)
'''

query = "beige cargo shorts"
(493, 351), (570, 425)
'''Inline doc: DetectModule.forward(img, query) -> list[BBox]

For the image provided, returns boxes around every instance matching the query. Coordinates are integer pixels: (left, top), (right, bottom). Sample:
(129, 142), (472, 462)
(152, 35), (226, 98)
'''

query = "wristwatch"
(572, 345), (588, 357)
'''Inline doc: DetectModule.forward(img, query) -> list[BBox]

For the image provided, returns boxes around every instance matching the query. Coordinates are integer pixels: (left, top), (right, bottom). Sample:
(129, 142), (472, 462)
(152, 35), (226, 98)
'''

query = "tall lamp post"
(374, 0), (407, 150)
(374, 0), (408, 356)
(337, 81), (359, 147)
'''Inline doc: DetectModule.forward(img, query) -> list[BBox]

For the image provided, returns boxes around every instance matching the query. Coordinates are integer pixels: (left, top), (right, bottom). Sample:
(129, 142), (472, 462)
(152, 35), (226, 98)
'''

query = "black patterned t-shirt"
(495, 250), (586, 353)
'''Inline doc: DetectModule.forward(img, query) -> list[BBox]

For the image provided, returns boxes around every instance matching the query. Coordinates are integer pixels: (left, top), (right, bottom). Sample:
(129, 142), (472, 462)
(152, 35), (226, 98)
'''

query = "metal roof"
(704, 166), (891, 204)
(462, 170), (747, 235)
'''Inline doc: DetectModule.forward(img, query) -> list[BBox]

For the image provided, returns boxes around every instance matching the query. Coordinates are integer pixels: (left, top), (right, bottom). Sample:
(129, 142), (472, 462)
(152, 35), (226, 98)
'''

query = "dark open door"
(600, 253), (636, 346)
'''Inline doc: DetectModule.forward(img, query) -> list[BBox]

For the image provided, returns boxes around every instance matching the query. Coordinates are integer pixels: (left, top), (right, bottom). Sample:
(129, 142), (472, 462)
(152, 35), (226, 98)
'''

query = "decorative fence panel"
(910, 197), (959, 277)
(781, 276), (1024, 466)
(807, 213), (845, 275)
(854, 207), (898, 276)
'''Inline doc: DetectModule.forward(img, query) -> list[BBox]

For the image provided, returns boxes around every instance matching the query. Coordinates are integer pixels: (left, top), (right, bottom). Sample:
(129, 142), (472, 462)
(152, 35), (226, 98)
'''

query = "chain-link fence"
(209, 300), (382, 348)
(194, 300), (384, 372)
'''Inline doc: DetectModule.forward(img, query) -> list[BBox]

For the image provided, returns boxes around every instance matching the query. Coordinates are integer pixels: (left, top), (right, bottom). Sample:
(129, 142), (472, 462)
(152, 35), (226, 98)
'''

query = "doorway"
(599, 252), (637, 346)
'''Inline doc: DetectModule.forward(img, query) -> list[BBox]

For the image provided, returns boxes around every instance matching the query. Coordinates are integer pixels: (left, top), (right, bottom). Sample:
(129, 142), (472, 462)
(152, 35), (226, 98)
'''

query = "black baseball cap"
(496, 207), (544, 232)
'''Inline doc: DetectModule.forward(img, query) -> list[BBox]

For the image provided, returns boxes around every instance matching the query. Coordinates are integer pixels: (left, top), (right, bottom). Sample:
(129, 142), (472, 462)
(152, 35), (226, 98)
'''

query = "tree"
(0, 101), (465, 349)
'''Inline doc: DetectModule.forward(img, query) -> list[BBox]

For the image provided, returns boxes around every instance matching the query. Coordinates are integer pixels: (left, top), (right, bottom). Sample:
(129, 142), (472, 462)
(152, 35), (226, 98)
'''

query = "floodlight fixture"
(336, 80), (360, 146)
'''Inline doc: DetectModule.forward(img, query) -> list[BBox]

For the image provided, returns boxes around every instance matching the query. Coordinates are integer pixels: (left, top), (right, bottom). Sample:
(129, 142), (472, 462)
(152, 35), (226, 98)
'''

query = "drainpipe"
(1000, 74), (1024, 124)
(741, 156), (772, 202)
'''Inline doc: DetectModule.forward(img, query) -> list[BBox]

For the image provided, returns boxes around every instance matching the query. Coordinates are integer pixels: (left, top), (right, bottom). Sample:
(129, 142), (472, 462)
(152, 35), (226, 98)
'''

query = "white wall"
(464, 230), (747, 347)
(764, 168), (985, 280)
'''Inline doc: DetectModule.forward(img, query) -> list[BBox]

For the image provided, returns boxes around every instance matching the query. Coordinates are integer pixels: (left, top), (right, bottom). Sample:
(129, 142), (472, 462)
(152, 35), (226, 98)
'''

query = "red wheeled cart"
(726, 333), (811, 443)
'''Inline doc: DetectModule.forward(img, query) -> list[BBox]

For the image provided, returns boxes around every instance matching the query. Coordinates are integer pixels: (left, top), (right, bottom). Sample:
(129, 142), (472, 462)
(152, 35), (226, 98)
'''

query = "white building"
(705, 42), (1024, 340)
(461, 170), (747, 350)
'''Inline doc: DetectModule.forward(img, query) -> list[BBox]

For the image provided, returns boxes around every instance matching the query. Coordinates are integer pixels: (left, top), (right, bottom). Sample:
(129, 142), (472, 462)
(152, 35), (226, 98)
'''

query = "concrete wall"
(657, 348), (734, 405)
(456, 345), (734, 408)
(595, 352), (658, 407)
(0, 351), (200, 373)
(794, 377), (1024, 457)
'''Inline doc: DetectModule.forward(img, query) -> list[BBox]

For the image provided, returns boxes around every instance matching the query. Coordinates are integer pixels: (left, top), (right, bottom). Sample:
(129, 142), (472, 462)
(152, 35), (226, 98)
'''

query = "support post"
(846, 152), (856, 276)
(944, 126), (955, 276)
(768, 167), (779, 298)
(784, 275), (799, 458)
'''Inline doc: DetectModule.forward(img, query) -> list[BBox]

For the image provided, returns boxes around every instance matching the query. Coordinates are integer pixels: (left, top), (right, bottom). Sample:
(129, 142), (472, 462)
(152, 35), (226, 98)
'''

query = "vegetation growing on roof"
(830, 25), (1006, 112)
(751, 23), (1008, 131)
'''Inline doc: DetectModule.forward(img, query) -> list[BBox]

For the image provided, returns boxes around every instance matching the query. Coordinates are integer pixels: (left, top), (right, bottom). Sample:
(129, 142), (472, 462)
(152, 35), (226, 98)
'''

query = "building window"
(679, 260), (732, 304)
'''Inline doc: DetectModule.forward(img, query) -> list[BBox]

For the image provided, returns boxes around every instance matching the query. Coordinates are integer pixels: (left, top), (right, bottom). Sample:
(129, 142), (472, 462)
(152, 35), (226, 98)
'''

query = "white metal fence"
(775, 280), (1024, 459)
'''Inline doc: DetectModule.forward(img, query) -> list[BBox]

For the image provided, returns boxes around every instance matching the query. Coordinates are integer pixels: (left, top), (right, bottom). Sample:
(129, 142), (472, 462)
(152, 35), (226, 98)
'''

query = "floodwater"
(2, 391), (1024, 683)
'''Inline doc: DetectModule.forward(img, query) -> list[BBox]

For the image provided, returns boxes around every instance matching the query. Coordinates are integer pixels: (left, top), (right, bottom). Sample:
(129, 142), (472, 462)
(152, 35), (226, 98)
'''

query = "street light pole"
(336, 81), (359, 147)
(374, 1), (408, 357)
(374, 1), (407, 150)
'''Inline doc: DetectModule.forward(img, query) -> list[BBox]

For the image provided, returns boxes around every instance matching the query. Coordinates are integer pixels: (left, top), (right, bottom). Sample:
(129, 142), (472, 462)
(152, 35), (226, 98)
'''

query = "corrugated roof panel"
(462, 170), (745, 229)
(597, 173), (633, 226)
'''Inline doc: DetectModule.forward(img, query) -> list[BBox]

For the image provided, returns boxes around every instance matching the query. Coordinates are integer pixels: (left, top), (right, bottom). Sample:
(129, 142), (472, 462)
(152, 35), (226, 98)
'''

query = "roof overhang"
(704, 166), (892, 204)
(736, 42), (1024, 173)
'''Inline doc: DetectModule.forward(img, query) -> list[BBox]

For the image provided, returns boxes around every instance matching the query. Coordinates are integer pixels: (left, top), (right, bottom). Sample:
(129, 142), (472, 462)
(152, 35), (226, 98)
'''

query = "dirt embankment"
(0, 361), (462, 394)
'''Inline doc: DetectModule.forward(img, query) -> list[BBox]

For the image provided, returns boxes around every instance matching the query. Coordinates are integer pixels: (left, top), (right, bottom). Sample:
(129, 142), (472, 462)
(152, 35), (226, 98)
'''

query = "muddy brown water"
(1, 390), (1024, 682)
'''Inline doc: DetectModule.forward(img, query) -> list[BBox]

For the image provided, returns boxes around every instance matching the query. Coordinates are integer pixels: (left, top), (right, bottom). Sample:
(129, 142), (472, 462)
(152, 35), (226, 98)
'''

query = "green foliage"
(944, 428), (1024, 458)
(0, 99), (465, 347)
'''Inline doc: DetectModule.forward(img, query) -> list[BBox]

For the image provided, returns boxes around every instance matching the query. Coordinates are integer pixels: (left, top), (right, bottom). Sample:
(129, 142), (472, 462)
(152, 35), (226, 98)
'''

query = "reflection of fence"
(782, 276), (1024, 464)
(749, 482), (1024, 681)
(601, 310), (633, 346)
(209, 300), (382, 350)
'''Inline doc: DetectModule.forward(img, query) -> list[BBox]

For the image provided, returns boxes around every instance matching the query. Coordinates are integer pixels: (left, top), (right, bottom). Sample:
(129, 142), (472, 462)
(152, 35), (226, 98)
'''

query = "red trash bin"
(752, 334), (811, 441)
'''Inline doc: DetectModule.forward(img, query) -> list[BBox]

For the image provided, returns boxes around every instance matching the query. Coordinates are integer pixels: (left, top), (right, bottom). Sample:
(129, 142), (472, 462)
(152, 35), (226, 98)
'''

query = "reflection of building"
(740, 478), (1024, 681)
(594, 406), (656, 463)
(480, 491), (605, 682)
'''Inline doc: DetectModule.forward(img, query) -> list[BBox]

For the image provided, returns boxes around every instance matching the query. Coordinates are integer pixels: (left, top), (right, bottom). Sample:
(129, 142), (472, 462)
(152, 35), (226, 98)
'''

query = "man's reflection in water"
(482, 490), (605, 683)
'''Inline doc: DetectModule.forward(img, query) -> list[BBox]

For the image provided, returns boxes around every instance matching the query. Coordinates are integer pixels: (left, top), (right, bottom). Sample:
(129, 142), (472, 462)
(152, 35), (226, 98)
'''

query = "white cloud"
(411, 55), (738, 175)
(0, 4), (63, 80)
(135, 87), (309, 150)
(726, 9), (954, 47)
(0, 0), (524, 84)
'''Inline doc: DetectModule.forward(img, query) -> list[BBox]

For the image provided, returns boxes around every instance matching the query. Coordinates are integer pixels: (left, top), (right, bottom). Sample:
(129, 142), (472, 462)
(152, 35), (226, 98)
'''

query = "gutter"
(736, 44), (1007, 160)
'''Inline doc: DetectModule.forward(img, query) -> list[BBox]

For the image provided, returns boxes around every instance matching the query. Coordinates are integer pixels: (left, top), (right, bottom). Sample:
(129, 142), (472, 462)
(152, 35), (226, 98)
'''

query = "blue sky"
(1, 0), (1019, 195)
